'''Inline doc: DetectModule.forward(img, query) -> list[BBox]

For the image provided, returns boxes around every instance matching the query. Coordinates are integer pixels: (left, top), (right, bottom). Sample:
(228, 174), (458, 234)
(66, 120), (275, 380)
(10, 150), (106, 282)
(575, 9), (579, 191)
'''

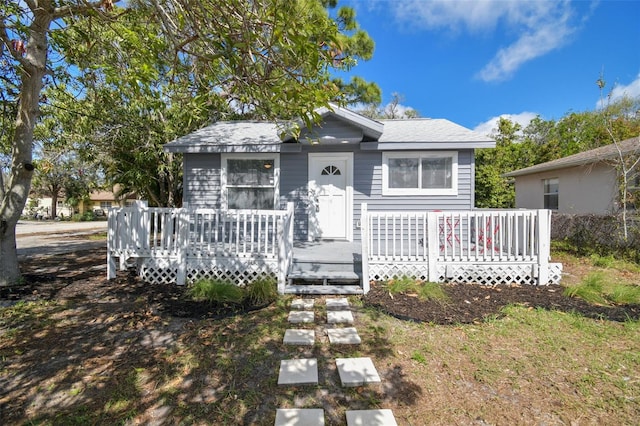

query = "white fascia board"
(360, 141), (496, 150)
(164, 144), (282, 153)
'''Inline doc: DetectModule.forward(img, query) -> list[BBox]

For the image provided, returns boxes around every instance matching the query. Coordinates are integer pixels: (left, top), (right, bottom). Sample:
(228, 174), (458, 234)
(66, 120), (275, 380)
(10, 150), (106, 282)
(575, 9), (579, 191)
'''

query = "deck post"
(277, 202), (295, 294)
(536, 209), (551, 285)
(360, 203), (370, 294)
(176, 208), (189, 285)
(107, 208), (117, 280)
(427, 211), (439, 282)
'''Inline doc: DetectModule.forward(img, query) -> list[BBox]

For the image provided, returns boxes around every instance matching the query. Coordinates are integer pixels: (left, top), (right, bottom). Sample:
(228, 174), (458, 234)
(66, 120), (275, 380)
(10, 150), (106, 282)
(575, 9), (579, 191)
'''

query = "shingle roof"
(504, 137), (640, 177)
(378, 118), (493, 143)
(164, 105), (495, 153)
(165, 121), (282, 151)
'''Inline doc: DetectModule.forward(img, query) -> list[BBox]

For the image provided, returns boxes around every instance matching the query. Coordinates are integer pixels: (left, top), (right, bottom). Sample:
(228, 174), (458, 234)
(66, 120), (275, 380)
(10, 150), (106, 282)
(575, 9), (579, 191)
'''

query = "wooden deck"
(107, 205), (562, 294)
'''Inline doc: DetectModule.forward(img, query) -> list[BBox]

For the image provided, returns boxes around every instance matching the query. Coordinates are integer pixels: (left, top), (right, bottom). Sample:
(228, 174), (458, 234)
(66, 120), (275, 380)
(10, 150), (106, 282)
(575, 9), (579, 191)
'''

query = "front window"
(383, 152), (457, 195)
(543, 178), (559, 210)
(100, 201), (112, 210)
(222, 154), (280, 209)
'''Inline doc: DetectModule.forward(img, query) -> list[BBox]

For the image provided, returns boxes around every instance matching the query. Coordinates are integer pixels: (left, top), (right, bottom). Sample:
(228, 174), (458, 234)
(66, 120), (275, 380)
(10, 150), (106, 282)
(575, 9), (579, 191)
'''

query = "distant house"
(504, 137), (640, 214)
(80, 190), (143, 216)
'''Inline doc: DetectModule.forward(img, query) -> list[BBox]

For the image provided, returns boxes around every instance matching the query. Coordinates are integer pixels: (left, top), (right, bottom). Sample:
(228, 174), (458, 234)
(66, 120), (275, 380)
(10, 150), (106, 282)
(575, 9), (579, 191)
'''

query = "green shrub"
(386, 277), (449, 303)
(387, 276), (417, 294)
(608, 284), (640, 305)
(188, 279), (245, 304)
(563, 273), (608, 305)
(417, 282), (449, 303)
(246, 275), (278, 305)
(563, 272), (640, 306)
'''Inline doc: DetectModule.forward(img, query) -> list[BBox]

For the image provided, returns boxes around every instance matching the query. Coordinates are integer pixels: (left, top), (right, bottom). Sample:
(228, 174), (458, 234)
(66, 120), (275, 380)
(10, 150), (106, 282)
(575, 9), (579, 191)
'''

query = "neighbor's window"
(99, 201), (112, 210)
(382, 152), (457, 195)
(543, 178), (559, 210)
(222, 154), (279, 209)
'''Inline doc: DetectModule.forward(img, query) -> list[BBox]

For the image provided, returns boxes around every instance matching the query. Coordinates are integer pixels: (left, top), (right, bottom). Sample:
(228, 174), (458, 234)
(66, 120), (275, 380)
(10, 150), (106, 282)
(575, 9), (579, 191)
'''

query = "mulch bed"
(363, 281), (640, 324)
(4, 248), (639, 324)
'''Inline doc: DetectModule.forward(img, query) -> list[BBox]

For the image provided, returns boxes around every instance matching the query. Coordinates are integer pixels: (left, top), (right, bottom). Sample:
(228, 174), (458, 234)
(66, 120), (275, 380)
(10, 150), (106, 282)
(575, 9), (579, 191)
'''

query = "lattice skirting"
(137, 257), (278, 285)
(368, 261), (562, 285)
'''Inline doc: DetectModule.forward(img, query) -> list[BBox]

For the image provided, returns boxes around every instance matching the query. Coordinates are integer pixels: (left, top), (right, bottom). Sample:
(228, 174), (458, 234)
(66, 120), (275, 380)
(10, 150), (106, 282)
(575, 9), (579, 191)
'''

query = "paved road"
(16, 220), (108, 257)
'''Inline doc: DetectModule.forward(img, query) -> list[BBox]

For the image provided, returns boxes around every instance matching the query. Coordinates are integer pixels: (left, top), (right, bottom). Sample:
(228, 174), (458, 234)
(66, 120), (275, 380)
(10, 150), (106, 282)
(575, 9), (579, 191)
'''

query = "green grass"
(564, 272), (640, 306)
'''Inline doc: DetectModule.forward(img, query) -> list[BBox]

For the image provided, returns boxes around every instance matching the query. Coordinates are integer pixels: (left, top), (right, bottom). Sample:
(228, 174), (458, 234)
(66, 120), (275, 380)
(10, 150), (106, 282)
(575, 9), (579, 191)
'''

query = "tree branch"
(52, 0), (120, 19)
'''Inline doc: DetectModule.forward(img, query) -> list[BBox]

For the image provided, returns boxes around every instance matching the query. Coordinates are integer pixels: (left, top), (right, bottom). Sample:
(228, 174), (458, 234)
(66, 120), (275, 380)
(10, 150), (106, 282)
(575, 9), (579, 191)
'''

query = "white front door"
(308, 153), (353, 240)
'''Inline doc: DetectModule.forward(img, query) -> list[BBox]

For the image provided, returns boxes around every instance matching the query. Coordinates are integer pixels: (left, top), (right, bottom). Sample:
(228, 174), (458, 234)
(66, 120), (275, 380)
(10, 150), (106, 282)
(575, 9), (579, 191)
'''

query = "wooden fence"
(360, 204), (559, 292)
(107, 203), (294, 289)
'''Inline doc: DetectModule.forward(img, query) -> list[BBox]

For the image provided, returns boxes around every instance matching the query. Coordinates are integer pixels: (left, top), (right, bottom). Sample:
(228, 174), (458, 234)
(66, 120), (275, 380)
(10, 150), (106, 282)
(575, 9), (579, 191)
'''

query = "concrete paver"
(336, 357), (381, 387)
(291, 299), (315, 310)
(327, 310), (354, 324)
(275, 409), (325, 426)
(288, 311), (315, 323)
(283, 329), (315, 345)
(326, 298), (350, 310)
(278, 358), (318, 385)
(345, 409), (397, 426)
(327, 327), (361, 344)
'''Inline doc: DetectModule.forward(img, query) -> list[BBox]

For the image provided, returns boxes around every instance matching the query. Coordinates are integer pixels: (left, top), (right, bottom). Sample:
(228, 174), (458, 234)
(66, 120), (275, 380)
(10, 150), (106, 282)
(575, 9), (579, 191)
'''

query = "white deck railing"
(360, 204), (552, 289)
(107, 203), (294, 287)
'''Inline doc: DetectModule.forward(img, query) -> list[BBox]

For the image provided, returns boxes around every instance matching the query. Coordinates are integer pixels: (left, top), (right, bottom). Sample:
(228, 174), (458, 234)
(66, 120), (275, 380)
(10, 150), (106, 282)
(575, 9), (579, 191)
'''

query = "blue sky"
(337, 0), (640, 135)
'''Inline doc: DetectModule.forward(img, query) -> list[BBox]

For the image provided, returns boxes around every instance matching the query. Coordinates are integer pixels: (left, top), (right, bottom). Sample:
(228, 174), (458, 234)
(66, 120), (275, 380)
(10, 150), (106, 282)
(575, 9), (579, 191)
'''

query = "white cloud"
(596, 72), (640, 109)
(390, 0), (584, 82)
(473, 112), (539, 137)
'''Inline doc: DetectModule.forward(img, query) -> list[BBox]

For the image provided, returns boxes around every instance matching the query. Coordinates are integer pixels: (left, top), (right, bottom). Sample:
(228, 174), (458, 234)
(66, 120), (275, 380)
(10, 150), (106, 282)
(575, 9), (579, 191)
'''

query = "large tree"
(0, 0), (378, 286)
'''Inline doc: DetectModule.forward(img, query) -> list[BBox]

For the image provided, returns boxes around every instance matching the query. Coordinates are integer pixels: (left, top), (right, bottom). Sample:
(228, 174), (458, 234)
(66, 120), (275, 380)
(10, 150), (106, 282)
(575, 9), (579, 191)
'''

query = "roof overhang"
(361, 141), (496, 151)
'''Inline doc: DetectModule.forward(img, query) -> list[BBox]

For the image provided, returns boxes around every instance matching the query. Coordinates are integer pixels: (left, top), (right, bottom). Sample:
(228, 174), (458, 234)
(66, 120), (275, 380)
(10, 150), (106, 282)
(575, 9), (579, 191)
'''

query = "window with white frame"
(382, 152), (458, 195)
(221, 154), (279, 209)
(543, 178), (559, 210)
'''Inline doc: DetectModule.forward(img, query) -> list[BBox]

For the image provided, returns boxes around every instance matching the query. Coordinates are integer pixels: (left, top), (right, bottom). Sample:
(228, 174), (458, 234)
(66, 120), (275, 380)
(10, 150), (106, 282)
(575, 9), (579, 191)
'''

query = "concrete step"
(283, 285), (364, 295)
(289, 260), (362, 275)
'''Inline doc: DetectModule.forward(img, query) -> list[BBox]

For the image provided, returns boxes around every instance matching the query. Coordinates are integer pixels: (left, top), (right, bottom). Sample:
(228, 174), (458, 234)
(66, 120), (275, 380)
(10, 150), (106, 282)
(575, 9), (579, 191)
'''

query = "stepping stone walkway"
(275, 297), (398, 426)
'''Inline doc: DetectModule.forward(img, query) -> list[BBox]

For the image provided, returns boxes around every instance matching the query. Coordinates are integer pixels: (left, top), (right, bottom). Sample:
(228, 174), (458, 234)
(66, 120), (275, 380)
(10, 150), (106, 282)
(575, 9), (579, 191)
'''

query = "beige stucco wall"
(513, 163), (618, 214)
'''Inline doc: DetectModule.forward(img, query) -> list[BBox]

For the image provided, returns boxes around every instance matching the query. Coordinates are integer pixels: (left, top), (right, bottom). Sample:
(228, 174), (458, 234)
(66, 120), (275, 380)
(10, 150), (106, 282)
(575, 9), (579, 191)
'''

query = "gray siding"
(184, 153), (221, 208)
(352, 149), (474, 240)
(280, 152), (309, 240)
(299, 115), (363, 142)
(183, 148), (475, 242)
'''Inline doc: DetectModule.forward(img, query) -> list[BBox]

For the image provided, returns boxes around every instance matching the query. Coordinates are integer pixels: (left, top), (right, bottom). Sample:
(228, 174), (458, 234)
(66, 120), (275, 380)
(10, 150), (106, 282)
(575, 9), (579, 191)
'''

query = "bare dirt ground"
(1, 245), (638, 424)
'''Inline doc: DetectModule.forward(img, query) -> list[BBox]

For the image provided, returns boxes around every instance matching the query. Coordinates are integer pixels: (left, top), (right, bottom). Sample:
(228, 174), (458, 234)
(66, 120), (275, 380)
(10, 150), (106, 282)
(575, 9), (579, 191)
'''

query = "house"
(504, 137), (640, 214)
(79, 190), (144, 216)
(108, 105), (562, 294)
(164, 104), (495, 242)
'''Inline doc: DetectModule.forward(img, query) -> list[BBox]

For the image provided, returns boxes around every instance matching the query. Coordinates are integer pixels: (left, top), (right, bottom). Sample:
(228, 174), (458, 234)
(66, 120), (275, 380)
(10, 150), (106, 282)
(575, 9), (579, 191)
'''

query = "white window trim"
(221, 153), (280, 210)
(382, 151), (458, 196)
(543, 177), (559, 210)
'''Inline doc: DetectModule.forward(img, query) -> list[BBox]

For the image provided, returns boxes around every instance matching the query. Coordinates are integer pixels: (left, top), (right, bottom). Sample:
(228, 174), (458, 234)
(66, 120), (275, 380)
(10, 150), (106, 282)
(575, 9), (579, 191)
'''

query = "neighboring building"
(79, 190), (142, 216)
(23, 197), (74, 219)
(504, 137), (640, 214)
(24, 190), (143, 219)
(164, 104), (495, 242)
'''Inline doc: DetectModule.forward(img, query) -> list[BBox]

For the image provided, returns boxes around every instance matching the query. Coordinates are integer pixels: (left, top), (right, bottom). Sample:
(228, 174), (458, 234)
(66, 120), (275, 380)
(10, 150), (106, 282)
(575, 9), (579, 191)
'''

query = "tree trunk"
(51, 190), (58, 219)
(0, 9), (51, 286)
